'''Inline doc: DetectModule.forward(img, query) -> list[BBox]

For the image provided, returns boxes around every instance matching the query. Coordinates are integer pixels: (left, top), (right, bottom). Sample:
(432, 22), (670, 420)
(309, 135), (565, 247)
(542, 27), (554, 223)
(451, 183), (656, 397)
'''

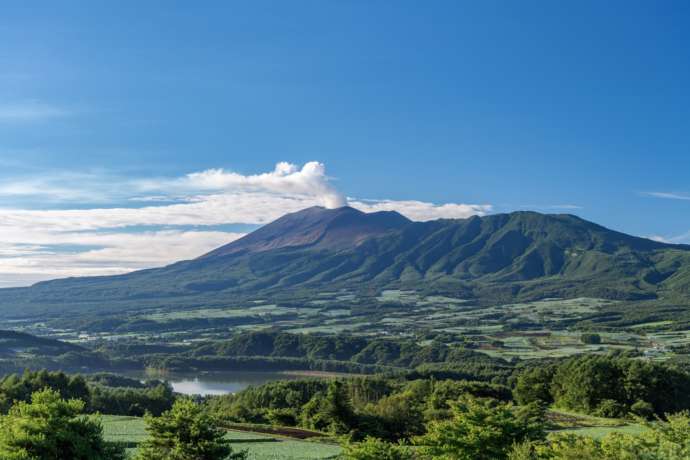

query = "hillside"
(0, 330), (82, 357)
(0, 206), (689, 318)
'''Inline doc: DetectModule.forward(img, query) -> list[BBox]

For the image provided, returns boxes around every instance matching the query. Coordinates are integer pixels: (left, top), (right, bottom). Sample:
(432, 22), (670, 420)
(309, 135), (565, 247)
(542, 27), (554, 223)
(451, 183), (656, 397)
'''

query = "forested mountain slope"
(1, 206), (689, 317)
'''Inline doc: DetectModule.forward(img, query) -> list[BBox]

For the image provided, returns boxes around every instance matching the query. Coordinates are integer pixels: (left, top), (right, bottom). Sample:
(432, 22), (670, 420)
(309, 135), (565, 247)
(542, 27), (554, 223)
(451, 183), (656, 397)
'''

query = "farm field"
(546, 409), (648, 439)
(9, 290), (690, 363)
(100, 415), (341, 459)
(101, 411), (648, 458)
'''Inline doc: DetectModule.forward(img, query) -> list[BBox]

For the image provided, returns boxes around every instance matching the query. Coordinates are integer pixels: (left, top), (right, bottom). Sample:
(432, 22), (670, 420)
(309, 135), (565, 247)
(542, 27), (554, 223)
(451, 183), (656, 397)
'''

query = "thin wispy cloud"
(0, 101), (72, 122)
(0, 161), (491, 286)
(641, 191), (690, 201)
(648, 235), (671, 243)
(0, 171), (140, 204)
(647, 232), (690, 245)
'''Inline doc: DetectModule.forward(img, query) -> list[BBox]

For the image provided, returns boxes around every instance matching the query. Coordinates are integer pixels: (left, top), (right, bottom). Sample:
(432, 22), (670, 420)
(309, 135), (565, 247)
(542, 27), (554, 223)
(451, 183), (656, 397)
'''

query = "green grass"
(629, 320), (673, 329)
(234, 439), (341, 460)
(560, 424), (648, 439)
(547, 409), (648, 440)
(100, 415), (148, 444)
(100, 416), (341, 459)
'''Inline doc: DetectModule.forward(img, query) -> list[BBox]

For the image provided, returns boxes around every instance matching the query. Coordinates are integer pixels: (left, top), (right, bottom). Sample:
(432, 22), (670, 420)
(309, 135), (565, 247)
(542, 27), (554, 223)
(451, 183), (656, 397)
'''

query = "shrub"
(342, 436), (416, 460)
(0, 389), (125, 460)
(630, 400), (654, 419)
(415, 396), (545, 460)
(135, 398), (246, 460)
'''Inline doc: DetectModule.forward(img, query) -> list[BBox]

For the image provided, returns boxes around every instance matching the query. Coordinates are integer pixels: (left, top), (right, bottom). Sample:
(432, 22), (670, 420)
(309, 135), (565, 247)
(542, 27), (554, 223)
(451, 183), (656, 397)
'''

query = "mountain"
(1, 206), (689, 317)
(202, 206), (411, 257)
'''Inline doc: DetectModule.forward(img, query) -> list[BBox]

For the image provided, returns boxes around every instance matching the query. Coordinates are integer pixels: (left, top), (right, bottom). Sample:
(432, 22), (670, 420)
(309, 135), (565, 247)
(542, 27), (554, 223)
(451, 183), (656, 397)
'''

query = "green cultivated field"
(100, 415), (341, 459)
(10, 288), (690, 364)
(546, 409), (648, 440)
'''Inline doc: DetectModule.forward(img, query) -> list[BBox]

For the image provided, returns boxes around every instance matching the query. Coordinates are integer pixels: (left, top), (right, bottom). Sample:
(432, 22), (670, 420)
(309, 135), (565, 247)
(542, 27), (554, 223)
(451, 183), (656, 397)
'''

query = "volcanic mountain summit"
(201, 206), (411, 258)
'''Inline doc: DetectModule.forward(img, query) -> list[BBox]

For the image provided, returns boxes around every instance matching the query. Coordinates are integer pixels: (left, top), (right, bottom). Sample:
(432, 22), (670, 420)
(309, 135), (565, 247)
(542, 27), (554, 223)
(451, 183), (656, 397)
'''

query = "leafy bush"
(342, 437), (415, 460)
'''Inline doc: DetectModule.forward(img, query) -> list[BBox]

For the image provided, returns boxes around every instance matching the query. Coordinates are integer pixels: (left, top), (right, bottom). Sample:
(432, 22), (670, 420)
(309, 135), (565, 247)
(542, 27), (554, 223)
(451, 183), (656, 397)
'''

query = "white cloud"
(641, 192), (690, 201)
(0, 101), (71, 122)
(0, 230), (245, 287)
(0, 161), (346, 208)
(668, 231), (690, 245)
(648, 235), (671, 243)
(646, 231), (690, 245)
(0, 161), (491, 286)
(138, 161), (347, 209)
(350, 199), (491, 221)
(0, 192), (324, 231)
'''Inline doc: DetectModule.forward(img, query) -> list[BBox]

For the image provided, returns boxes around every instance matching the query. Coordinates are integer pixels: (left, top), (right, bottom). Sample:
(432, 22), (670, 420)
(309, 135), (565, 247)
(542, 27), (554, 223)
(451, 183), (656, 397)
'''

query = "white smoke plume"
(141, 161), (347, 209)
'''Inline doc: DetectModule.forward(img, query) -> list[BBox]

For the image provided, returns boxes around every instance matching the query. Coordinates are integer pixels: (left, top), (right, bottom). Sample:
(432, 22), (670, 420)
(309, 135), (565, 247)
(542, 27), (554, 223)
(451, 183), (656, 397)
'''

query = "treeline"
(203, 353), (690, 443)
(207, 376), (512, 440)
(513, 354), (690, 418)
(0, 370), (175, 416)
(3, 328), (514, 380)
(146, 355), (393, 375)
(190, 330), (481, 368)
(4, 384), (690, 460)
(92, 330), (514, 381)
(185, 330), (513, 381)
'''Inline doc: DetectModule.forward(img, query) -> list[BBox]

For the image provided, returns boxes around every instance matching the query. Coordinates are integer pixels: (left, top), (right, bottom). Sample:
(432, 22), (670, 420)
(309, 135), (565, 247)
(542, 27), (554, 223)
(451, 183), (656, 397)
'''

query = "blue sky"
(0, 1), (689, 285)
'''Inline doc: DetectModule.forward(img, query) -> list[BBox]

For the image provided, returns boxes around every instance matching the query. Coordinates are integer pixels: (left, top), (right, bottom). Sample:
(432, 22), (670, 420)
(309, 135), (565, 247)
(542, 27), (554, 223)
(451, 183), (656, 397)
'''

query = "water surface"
(128, 371), (300, 396)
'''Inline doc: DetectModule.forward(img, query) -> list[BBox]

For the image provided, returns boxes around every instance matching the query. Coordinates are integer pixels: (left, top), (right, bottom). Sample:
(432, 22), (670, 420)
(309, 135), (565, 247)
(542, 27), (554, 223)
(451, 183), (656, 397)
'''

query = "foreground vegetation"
(2, 352), (690, 458)
(4, 385), (690, 460)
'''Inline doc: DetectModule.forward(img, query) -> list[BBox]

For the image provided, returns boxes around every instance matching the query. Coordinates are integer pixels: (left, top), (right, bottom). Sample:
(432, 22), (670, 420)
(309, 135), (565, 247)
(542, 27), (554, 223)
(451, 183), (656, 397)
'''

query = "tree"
(550, 355), (625, 414)
(135, 398), (246, 460)
(367, 390), (425, 440)
(0, 389), (125, 460)
(342, 436), (416, 460)
(513, 366), (555, 406)
(300, 381), (356, 435)
(415, 396), (545, 460)
(546, 354), (690, 417)
(580, 333), (602, 345)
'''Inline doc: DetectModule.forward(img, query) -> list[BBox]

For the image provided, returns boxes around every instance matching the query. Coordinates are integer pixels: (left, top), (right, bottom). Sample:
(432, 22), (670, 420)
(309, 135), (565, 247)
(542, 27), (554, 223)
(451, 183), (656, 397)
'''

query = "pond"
(126, 371), (301, 396)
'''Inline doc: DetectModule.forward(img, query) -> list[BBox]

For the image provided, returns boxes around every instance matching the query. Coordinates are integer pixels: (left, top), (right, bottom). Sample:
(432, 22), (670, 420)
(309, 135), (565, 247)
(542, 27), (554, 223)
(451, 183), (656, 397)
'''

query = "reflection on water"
(128, 371), (300, 396)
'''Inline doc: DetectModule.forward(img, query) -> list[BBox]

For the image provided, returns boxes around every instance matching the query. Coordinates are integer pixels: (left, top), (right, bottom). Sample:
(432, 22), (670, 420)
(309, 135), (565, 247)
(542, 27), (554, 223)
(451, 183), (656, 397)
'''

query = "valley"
(6, 289), (688, 365)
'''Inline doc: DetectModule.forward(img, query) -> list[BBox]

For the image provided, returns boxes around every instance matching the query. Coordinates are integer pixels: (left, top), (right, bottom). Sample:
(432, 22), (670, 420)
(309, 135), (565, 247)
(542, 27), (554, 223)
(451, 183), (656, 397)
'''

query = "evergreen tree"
(416, 396), (544, 460)
(135, 398), (246, 460)
(0, 389), (125, 460)
(300, 380), (356, 434)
